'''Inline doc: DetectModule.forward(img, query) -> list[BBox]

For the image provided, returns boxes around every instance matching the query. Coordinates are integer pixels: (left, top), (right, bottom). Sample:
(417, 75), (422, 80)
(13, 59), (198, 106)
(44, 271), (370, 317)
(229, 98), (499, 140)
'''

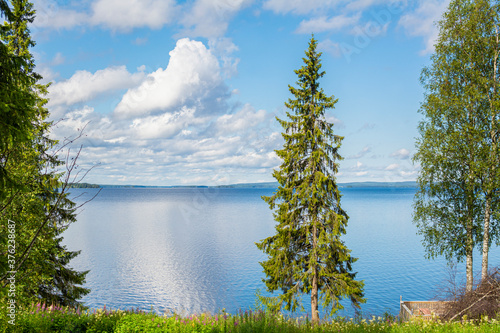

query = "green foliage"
(2, 303), (125, 333)
(256, 36), (364, 319)
(0, 0), (89, 308)
(0, 16), (39, 193)
(413, 0), (500, 289)
(2, 305), (500, 333)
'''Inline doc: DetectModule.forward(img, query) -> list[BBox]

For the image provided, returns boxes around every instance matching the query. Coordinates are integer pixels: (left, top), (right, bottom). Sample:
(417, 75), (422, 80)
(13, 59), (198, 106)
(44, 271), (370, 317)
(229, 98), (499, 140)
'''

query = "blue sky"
(29, 0), (451, 186)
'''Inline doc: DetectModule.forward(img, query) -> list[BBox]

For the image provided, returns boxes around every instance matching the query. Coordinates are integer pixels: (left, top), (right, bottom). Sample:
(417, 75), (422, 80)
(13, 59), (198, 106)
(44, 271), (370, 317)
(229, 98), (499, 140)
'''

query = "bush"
(442, 269), (500, 321)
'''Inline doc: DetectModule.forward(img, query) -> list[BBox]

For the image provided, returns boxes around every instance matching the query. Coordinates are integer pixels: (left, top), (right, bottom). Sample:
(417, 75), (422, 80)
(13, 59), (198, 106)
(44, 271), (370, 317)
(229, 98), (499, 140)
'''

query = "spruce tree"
(0, 0), (89, 306)
(0, 0), (39, 193)
(256, 36), (364, 322)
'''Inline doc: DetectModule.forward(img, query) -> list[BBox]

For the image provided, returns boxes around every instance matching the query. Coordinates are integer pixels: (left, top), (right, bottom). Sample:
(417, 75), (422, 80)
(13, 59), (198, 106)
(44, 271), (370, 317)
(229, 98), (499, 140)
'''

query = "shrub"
(442, 269), (500, 321)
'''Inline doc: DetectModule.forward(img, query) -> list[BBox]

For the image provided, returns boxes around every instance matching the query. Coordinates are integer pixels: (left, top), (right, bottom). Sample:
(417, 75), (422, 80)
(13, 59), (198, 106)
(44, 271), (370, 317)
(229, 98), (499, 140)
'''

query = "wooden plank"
(419, 308), (431, 315)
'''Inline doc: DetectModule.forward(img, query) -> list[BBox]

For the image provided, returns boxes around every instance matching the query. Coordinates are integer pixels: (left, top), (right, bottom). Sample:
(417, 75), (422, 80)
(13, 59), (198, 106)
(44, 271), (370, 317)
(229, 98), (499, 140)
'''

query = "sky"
(28, 0), (452, 186)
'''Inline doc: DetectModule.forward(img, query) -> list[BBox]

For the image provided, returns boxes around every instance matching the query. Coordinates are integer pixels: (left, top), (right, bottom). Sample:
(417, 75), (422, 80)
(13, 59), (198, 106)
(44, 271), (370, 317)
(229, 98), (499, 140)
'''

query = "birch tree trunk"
(481, 196), (491, 282)
(466, 216), (474, 292)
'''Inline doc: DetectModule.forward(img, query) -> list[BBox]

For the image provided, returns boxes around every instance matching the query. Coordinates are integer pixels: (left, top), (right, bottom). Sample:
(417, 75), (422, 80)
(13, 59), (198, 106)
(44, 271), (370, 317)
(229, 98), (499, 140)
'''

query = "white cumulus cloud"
(131, 107), (196, 140)
(398, 0), (451, 55)
(48, 66), (146, 108)
(114, 38), (225, 119)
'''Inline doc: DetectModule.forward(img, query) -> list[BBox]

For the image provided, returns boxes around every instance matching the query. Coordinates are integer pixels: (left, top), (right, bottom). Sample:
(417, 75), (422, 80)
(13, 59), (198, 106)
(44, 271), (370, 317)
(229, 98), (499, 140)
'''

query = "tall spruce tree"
(256, 37), (364, 322)
(0, 0), (38, 194)
(0, 0), (89, 307)
(413, 0), (500, 292)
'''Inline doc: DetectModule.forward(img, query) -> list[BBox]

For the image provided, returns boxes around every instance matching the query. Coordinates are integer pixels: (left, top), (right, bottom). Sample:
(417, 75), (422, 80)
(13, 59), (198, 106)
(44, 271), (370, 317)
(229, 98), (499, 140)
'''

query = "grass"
(2, 303), (500, 332)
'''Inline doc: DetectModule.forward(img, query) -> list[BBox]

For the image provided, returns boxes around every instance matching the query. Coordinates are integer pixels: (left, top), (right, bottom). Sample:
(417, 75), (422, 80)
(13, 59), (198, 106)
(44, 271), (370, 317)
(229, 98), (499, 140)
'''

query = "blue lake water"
(63, 187), (500, 318)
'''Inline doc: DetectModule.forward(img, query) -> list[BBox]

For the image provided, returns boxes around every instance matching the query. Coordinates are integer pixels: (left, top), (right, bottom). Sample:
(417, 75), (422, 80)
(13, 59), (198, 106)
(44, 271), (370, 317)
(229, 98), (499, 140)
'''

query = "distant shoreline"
(68, 181), (417, 189)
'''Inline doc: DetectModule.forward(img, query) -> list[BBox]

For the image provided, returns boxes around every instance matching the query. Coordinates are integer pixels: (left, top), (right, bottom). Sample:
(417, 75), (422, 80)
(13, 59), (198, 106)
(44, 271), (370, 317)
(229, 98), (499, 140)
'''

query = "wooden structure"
(399, 296), (449, 321)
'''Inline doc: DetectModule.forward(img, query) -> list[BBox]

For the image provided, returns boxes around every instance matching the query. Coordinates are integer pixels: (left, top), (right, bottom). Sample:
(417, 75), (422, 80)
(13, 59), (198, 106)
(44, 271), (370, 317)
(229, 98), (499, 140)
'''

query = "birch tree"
(414, 0), (500, 292)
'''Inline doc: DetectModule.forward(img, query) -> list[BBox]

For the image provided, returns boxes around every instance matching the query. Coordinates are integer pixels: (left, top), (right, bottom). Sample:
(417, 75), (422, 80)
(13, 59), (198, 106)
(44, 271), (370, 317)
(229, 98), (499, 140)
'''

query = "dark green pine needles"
(256, 36), (364, 322)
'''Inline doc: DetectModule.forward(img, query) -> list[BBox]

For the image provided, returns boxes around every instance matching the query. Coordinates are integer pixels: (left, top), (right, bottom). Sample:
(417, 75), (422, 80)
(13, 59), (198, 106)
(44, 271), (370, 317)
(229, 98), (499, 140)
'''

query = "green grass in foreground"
(2, 303), (500, 332)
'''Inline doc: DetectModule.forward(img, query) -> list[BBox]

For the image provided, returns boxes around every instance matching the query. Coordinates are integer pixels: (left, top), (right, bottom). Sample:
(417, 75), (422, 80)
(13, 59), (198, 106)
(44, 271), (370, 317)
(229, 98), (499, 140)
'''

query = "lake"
(63, 186), (500, 318)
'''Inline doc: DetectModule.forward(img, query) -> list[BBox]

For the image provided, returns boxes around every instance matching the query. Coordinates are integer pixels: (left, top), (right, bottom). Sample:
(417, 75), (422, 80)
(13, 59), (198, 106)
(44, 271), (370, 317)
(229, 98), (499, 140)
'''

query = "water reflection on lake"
(63, 187), (500, 317)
